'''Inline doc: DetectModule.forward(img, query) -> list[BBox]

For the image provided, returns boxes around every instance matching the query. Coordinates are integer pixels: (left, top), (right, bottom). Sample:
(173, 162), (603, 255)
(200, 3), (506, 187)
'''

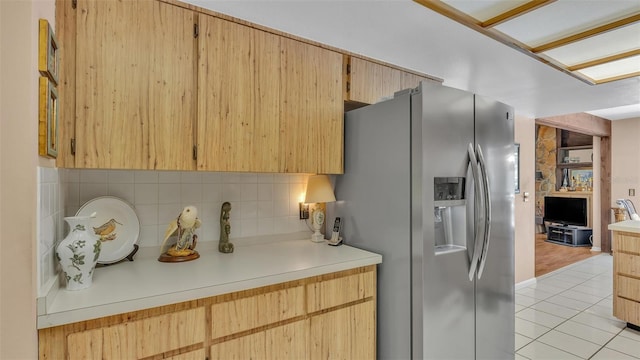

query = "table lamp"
(304, 175), (336, 243)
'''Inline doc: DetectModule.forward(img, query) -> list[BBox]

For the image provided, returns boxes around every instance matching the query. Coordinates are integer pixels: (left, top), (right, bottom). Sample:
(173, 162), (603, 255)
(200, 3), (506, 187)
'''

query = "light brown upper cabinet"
(197, 15), (281, 172)
(197, 15), (343, 174)
(74, 0), (197, 170)
(279, 38), (344, 174)
(346, 56), (435, 106)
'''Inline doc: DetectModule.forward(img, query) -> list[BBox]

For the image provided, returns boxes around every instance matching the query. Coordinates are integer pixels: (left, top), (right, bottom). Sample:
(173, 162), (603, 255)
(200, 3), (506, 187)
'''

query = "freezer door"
(335, 94), (413, 359)
(474, 94), (515, 360)
(413, 82), (476, 359)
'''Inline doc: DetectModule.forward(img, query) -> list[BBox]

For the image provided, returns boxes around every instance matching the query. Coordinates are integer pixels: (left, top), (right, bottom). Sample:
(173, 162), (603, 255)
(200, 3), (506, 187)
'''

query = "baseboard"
(590, 246), (602, 252)
(515, 277), (537, 290)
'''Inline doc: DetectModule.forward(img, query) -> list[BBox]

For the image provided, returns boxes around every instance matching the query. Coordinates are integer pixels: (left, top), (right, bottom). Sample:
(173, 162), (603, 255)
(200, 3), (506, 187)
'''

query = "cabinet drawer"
(135, 307), (205, 358)
(211, 285), (305, 339)
(617, 275), (640, 302)
(307, 270), (375, 313)
(615, 234), (640, 253)
(614, 296), (640, 326)
(616, 252), (640, 277)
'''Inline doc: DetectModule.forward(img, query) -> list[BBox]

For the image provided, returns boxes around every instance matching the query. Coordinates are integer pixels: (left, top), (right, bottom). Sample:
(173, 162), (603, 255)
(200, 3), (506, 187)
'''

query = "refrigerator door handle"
(476, 144), (492, 279)
(467, 143), (485, 281)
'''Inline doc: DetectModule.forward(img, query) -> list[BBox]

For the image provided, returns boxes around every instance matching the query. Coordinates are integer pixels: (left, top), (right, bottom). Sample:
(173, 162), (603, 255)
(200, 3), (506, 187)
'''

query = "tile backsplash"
(37, 168), (311, 296)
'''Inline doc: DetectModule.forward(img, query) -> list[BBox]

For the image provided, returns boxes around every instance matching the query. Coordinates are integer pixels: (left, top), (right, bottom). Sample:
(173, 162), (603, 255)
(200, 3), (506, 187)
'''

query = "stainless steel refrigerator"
(332, 81), (515, 359)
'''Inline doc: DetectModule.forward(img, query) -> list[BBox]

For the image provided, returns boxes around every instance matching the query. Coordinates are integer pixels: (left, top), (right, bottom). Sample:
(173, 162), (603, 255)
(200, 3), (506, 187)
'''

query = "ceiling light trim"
(567, 49), (640, 71)
(481, 0), (556, 28)
(530, 13), (640, 53)
(593, 71), (640, 85)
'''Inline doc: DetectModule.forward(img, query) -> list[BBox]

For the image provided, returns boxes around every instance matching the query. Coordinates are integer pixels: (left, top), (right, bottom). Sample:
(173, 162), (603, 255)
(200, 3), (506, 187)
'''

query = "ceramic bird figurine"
(93, 218), (122, 241)
(159, 206), (201, 261)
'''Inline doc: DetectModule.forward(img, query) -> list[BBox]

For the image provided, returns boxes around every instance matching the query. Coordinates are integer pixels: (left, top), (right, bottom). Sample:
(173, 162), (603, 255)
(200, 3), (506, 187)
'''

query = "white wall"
(37, 170), (312, 297)
(515, 114), (536, 283)
(1, 0), (54, 357)
(611, 117), (640, 212)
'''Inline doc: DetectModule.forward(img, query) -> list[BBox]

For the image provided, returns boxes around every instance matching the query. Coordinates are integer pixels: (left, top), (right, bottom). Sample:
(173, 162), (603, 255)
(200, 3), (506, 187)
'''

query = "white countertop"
(37, 236), (382, 329)
(608, 220), (640, 234)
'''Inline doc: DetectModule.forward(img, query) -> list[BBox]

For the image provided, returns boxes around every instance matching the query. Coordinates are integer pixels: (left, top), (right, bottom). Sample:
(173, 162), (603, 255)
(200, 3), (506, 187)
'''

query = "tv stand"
(546, 224), (592, 247)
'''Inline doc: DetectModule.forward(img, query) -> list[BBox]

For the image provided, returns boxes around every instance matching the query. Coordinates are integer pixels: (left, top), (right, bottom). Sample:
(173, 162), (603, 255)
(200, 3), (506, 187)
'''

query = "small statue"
(158, 205), (201, 262)
(218, 202), (234, 253)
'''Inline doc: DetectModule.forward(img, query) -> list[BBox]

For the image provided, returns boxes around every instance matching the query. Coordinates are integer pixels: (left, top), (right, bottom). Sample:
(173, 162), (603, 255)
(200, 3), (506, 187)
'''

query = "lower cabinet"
(613, 231), (640, 326)
(39, 266), (376, 359)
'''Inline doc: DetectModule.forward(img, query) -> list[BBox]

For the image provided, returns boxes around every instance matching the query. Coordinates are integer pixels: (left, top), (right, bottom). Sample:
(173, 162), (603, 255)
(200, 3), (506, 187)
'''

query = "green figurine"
(218, 202), (234, 253)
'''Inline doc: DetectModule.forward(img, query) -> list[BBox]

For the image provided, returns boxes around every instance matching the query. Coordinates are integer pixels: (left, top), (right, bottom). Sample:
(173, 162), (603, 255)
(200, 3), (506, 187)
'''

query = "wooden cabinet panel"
(265, 320), (309, 359)
(309, 300), (375, 360)
(39, 267), (376, 359)
(166, 348), (206, 360)
(211, 285), (305, 338)
(617, 276), (640, 301)
(210, 331), (265, 360)
(67, 328), (102, 359)
(614, 296), (640, 327)
(349, 57), (403, 104)
(402, 71), (433, 90)
(197, 15), (281, 172)
(102, 324), (136, 359)
(348, 56), (436, 105)
(616, 252), (640, 277)
(613, 232), (640, 326)
(75, 0), (196, 170)
(135, 307), (205, 358)
(210, 320), (309, 360)
(616, 233), (640, 253)
(279, 37), (344, 174)
(55, 0), (77, 168)
(307, 270), (375, 312)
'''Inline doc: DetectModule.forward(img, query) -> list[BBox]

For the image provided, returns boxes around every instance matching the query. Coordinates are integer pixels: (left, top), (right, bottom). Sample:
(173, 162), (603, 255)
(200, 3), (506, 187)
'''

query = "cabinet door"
(67, 328), (103, 359)
(349, 57), (434, 104)
(402, 71), (433, 90)
(309, 301), (375, 360)
(75, 0), (196, 170)
(280, 38), (344, 174)
(349, 57), (403, 104)
(197, 15), (281, 172)
(210, 320), (309, 360)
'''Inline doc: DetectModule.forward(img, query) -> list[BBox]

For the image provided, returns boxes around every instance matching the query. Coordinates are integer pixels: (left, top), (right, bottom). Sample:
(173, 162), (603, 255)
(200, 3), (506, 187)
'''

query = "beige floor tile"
(591, 348), (639, 359)
(517, 340), (582, 360)
(537, 330), (601, 358)
(516, 308), (566, 328)
(606, 335), (640, 358)
(555, 320), (618, 346)
(531, 301), (581, 319)
(516, 318), (551, 339)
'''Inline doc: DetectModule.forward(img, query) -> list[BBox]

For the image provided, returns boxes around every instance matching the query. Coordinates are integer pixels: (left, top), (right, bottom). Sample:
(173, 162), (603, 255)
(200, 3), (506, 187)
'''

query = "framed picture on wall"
(39, 77), (59, 158)
(569, 169), (593, 190)
(38, 19), (59, 85)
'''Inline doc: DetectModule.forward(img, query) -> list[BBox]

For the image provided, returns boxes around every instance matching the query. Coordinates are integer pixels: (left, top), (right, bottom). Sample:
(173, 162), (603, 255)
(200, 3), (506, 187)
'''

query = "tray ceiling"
(415, 0), (640, 85)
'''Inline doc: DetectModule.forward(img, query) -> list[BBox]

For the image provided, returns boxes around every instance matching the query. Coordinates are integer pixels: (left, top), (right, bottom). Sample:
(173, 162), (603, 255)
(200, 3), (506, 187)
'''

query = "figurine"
(158, 205), (201, 262)
(218, 202), (234, 253)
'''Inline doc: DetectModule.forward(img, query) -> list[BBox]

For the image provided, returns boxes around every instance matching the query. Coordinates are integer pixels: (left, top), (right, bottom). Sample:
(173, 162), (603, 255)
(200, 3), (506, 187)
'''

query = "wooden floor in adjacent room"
(535, 233), (599, 277)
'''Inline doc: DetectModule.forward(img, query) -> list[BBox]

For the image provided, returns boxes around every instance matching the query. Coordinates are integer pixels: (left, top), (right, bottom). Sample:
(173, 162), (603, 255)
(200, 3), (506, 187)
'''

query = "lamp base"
(310, 233), (325, 243)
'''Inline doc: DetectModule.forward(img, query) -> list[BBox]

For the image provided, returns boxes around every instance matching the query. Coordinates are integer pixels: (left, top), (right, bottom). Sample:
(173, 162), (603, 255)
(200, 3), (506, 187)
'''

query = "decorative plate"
(76, 196), (140, 264)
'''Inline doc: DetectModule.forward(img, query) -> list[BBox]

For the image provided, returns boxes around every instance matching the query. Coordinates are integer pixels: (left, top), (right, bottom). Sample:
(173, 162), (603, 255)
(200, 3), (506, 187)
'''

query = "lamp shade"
(304, 175), (336, 203)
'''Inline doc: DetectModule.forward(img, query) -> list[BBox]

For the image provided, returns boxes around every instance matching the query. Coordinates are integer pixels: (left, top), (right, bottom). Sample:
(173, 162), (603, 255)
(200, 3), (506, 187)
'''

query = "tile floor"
(516, 253), (640, 359)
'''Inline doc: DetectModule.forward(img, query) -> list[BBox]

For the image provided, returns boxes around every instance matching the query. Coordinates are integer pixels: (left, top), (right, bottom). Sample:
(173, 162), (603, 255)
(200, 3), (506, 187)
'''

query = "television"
(544, 196), (588, 227)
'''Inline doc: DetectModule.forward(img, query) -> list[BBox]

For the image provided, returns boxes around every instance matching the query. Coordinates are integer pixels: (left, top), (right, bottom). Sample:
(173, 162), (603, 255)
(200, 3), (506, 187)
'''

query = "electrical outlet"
(630, 189), (636, 196)
(299, 203), (309, 219)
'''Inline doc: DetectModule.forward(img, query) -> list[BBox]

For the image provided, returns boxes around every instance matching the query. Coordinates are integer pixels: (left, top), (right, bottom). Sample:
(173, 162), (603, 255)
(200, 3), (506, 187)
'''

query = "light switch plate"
(630, 189), (635, 196)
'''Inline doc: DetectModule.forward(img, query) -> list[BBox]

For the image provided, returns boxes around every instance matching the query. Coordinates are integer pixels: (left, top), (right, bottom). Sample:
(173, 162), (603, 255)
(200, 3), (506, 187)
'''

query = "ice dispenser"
(434, 177), (467, 255)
